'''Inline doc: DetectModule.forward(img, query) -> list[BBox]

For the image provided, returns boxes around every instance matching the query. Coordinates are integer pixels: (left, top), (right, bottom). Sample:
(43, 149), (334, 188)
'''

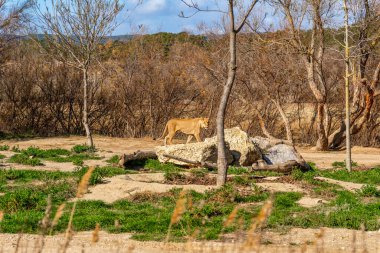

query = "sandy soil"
(298, 146), (380, 169)
(0, 136), (160, 156)
(0, 228), (378, 253)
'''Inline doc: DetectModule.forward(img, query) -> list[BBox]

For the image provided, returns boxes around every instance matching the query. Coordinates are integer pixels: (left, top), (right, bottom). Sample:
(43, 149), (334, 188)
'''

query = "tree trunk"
(343, 0), (352, 172)
(82, 67), (94, 147)
(216, 3), (237, 187)
(273, 100), (293, 144)
(315, 103), (328, 150)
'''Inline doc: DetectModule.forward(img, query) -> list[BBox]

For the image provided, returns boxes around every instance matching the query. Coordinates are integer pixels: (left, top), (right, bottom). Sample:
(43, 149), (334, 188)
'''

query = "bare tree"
(272, 0), (334, 150)
(0, 0), (31, 65)
(328, 0), (380, 149)
(33, 0), (124, 147)
(181, 1), (258, 186)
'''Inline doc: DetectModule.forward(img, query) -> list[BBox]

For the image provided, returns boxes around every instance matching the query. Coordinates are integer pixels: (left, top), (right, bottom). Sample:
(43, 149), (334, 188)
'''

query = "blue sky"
(33, 0), (227, 35)
(32, 0), (280, 35)
(118, 0), (226, 34)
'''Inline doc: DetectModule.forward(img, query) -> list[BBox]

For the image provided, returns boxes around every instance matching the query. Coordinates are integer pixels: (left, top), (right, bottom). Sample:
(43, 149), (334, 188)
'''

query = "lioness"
(160, 118), (209, 145)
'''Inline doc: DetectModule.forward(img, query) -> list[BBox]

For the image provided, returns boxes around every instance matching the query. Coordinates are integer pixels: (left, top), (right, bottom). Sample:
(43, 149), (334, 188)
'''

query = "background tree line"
(0, 0), (379, 150)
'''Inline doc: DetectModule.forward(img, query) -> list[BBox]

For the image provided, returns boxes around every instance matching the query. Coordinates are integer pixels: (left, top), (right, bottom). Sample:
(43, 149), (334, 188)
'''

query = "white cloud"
(138, 0), (167, 14)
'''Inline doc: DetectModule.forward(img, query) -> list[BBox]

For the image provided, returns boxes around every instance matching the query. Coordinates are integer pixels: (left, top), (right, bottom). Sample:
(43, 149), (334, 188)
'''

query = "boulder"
(205, 127), (261, 166)
(263, 144), (304, 165)
(156, 142), (233, 166)
(250, 136), (273, 151)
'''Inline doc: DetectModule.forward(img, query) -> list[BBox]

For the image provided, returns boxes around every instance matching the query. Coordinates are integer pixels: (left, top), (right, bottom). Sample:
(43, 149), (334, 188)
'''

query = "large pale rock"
(205, 127), (261, 166)
(156, 142), (233, 166)
(263, 144), (304, 165)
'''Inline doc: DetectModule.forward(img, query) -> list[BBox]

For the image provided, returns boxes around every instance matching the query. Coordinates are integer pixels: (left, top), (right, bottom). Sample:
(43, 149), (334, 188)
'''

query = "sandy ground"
(299, 146), (380, 169)
(0, 228), (379, 253)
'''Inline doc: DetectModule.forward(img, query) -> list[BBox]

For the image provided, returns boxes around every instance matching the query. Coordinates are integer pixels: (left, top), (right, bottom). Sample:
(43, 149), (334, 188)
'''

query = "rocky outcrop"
(156, 142), (233, 166)
(205, 127), (261, 166)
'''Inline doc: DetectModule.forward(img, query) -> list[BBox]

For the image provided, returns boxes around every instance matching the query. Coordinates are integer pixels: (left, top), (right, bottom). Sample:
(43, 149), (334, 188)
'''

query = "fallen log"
(251, 159), (308, 173)
(162, 154), (218, 169)
(162, 154), (308, 175)
(119, 150), (157, 167)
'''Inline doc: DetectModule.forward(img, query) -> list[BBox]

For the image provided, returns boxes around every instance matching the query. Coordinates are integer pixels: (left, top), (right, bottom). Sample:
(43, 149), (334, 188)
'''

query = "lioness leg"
(194, 133), (202, 142)
(186, 135), (193, 144)
(166, 132), (176, 145)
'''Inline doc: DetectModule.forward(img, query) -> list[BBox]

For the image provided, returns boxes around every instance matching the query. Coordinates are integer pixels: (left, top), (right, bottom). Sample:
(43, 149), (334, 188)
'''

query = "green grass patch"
(74, 166), (128, 185)
(20, 147), (71, 158)
(106, 155), (120, 164)
(0, 185), (269, 240)
(7, 146), (101, 166)
(358, 184), (380, 197)
(0, 145), (9, 151)
(143, 159), (183, 173)
(8, 154), (43, 166)
(319, 167), (380, 185)
(267, 190), (380, 231)
(332, 161), (358, 169)
(45, 153), (101, 165)
(72, 144), (96, 153)
(0, 154), (5, 159)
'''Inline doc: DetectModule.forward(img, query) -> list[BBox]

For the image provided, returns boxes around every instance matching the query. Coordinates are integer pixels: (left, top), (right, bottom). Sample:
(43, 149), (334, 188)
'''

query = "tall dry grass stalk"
(92, 223), (100, 243)
(0, 210), (3, 222)
(224, 206), (239, 228)
(165, 190), (188, 242)
(76, 167), (95, 198)
(60, 167), (95, 253)
(34, 195), (52, 253)
(50, 203), (66, 235)
(241, 198), (273, 251)
(360, 224), (367, 253)
(314, 227), (325, 253)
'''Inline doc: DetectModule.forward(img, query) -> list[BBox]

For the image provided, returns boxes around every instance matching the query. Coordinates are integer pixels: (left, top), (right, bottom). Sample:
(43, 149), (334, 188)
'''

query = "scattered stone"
(205, 127), (261, 166)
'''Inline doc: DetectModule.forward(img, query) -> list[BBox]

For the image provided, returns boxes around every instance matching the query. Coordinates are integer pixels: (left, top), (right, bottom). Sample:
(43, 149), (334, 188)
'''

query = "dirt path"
(0, 136), (161, 155)
(0, 228), (378, 253)
(315, 176), (380, 192)
(298, 146), (380, 169)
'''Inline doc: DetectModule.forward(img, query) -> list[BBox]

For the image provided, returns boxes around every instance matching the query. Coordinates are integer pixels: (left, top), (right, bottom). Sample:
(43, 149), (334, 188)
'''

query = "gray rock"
(205, 127), (261, 166)
(263, 144), (303, 165)
(155, 142), (233, 166)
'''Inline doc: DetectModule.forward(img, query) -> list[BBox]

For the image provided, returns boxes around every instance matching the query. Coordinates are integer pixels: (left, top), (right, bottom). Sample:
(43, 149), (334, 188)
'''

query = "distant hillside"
(11, 34), (134, 42)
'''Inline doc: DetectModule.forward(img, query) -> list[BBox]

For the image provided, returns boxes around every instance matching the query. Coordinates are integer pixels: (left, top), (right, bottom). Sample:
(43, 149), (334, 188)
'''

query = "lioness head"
(201, 118), (209, 129)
